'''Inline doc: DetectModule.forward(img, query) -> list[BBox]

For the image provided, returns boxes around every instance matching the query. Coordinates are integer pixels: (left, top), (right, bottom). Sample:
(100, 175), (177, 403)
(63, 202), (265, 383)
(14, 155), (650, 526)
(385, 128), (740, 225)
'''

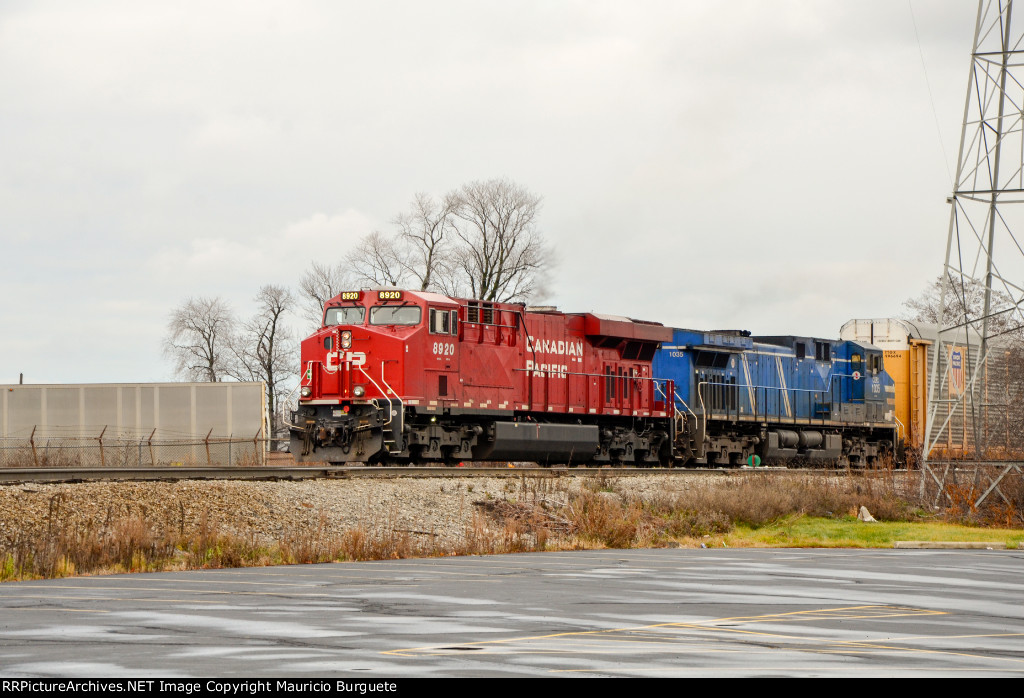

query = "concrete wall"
(0, 382), (266, 466)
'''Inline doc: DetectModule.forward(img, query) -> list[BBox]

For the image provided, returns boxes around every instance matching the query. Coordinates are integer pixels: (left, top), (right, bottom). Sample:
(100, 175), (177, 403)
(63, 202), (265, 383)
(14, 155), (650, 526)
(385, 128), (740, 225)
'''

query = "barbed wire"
(0, 427), (274, 468)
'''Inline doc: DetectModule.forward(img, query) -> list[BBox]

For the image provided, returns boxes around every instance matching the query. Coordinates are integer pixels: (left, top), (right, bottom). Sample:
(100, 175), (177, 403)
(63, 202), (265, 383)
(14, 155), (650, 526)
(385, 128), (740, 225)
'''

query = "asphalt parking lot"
(1, 548), (1022, 677)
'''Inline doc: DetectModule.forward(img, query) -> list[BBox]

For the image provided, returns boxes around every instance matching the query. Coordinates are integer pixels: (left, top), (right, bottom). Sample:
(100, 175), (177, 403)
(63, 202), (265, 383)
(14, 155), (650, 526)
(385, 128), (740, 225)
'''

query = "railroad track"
(2, 461), (1013, 485)
(0, 464), (886, 485)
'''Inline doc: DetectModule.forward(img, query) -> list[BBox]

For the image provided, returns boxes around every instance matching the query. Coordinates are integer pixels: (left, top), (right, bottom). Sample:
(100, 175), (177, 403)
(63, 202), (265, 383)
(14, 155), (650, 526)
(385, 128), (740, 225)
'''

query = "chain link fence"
(0, 426), (269, 468)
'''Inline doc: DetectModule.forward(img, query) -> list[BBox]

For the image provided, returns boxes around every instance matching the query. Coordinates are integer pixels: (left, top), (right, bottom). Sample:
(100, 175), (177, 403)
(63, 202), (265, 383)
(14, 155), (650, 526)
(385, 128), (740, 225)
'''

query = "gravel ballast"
(0, 475), (709, 549)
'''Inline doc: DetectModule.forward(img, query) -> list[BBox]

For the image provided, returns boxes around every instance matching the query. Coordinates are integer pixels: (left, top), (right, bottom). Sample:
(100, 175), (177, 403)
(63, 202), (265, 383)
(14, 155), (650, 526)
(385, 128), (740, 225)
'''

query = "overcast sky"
(1, 1), (980, 384)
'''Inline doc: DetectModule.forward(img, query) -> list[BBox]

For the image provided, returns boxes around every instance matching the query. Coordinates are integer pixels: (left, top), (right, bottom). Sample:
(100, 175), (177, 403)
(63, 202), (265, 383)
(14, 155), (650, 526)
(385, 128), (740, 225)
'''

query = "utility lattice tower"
(924, 0), (1024, 472)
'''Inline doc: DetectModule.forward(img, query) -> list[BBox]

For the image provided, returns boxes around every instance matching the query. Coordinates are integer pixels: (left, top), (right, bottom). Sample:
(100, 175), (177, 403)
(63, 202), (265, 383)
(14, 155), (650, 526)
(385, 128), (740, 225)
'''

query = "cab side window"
(430, 308), (451, 335)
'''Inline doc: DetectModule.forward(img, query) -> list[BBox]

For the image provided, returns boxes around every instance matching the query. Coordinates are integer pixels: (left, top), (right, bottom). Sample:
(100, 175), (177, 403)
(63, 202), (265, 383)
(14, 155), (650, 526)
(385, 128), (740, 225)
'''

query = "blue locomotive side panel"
(752, 335), (839, 421)
(653, 328), (897, 466)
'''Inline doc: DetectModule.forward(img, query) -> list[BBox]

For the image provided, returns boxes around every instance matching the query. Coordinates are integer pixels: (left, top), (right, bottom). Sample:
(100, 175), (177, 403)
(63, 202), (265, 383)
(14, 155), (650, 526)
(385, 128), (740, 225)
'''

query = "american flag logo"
(950, 348), (965, 395)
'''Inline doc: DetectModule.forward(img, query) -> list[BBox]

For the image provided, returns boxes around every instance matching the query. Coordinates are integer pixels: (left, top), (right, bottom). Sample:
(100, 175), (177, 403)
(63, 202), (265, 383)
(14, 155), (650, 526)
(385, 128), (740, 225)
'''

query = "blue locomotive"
(653, 329), (897, 466)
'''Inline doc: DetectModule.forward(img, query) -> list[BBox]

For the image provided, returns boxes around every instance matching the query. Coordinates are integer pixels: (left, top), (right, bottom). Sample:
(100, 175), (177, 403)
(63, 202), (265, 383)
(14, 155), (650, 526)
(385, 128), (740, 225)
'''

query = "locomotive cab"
(293, 289), (452, 462)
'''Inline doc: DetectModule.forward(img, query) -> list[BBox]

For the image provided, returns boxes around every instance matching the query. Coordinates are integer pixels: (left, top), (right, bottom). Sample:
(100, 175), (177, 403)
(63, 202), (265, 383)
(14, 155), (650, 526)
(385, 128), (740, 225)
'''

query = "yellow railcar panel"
(882, 349), (912, 447)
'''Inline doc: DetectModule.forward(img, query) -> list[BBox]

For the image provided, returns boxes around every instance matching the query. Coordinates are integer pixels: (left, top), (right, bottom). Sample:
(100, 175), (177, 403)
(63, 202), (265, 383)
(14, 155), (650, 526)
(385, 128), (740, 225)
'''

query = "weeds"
(658, 473), (916, 527)
(474, 470), (1020, 549)
(2, 470), (1021, 582)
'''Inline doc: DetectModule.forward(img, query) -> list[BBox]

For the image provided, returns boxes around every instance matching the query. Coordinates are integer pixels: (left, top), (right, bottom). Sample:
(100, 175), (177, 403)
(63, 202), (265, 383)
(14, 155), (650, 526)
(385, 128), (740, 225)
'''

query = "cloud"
(147, 209), (375, 289)
(0, 0), (985, 384)
(191, 115), (281, 151)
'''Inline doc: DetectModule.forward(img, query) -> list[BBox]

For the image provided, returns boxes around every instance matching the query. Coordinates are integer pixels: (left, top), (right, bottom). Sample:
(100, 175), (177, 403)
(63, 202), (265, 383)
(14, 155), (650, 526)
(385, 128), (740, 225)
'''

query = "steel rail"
(0, 465), (908, 485)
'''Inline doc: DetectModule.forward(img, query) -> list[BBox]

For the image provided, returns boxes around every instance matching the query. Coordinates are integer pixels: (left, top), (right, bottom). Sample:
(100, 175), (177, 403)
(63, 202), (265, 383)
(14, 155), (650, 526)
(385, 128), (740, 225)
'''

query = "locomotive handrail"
(697, 379), (835, 424)
(655, 382), (696, 420)
(674, 390), (696, 419)
(513, 367), (667, 382)
(284, 361), (320, 430)
(461, 321), (519, 330)
(280, 378), (306, 430)
(515, 309), (537, 408)
(511, 367), (670, 414)
(695, 371), (894, 427)
(378, 362), (400, 403)
(514, 366), (670, 391)
(377, 362), (405, 452)
(378, 362), (404, 422)
(695, 381), (708, 436)
(358, 366), (394, 428)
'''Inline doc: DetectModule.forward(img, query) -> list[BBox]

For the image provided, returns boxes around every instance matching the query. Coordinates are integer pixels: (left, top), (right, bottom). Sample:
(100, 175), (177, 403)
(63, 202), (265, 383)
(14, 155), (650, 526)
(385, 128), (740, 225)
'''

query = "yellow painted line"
(385, 623), (776, 656)
(666, 604), (945, 625)
(398, 631), (1024, 665)
(842, 631), (1024, 643)
(405, 647), (765, 657)
(384, 605), (949, 656)
(824, 639), (1024, 664)
(389, 605), (1024, 669)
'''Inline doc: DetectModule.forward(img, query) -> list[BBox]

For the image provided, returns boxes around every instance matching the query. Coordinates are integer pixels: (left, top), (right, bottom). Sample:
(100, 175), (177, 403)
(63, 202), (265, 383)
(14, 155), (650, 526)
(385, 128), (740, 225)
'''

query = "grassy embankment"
(725, 518), (1022, 548)
(1, 470), (1021, 582)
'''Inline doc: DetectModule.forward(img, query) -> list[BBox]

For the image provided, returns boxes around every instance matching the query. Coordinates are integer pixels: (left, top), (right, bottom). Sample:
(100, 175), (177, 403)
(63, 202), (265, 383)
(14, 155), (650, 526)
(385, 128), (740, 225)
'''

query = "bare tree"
(903, 273), (1022, 340)
(164, 297), (235, 382)
(316, 179), (553, 304)
(904, 275), (1024, 453)
(226, 285), (296, 432)
(393, 191), (460, 292)
(298, 261), (352, 329)
(449, 178), (550, 302)
(346, 231), (412, 288)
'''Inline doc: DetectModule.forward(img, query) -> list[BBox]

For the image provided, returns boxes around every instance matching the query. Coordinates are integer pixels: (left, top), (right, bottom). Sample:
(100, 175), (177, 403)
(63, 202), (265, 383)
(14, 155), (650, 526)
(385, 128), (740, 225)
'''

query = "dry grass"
(663, 472), (917, 525)
(473, 469), (1022, 550)
(941, 477), (1024, 528)
(2, 469), (1022, 582)
(918, 465), (1024, 528)
(470, 471), (919, 550)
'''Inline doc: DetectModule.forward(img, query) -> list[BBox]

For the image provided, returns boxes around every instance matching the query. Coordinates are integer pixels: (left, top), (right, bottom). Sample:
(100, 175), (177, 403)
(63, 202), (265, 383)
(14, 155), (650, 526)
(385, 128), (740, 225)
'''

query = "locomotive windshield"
(324, 306), (366, 326)
(370, 305), (421, 326)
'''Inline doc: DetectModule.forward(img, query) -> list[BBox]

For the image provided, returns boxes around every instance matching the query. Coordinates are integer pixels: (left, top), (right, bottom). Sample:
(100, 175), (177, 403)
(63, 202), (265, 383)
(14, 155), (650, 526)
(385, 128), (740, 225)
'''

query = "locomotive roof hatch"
(668, 328), (754, 352)
(415, 291), (460, 305)
(582, 313), (673, 343)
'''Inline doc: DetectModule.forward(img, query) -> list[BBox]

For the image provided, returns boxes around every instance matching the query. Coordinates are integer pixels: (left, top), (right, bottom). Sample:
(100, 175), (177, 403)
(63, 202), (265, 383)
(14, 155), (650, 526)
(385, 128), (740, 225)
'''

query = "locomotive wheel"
(658, 440), (676, 468)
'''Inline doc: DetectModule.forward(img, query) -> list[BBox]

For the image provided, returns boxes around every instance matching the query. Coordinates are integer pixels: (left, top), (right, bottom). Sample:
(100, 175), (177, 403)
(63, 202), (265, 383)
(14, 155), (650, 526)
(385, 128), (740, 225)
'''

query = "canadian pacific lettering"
(527, 336), (584, 357)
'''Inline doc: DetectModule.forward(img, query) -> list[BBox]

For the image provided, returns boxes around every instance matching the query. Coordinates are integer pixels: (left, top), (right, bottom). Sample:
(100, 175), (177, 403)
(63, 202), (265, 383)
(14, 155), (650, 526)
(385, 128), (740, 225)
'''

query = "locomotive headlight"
(341, 330), (353, 349)
(300, 386), (312, 398)
(353, 385), (366, 397)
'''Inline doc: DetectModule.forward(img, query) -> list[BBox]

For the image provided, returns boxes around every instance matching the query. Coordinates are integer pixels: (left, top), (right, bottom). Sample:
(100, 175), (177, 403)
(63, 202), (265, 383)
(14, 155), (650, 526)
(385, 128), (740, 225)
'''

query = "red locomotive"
(290, 289), (675, 465)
